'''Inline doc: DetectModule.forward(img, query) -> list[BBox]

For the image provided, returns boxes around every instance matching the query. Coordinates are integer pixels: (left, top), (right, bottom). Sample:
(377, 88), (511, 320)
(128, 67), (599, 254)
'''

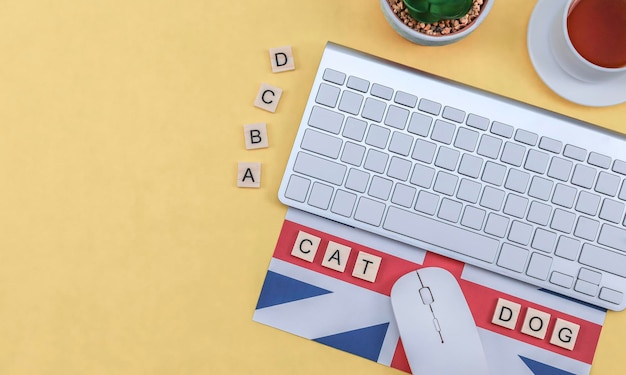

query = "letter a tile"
(321, 241), (351, 272)
(254, 83), (283, 113)
(237, 162), (261, 188)
(269, 46), (295, 73)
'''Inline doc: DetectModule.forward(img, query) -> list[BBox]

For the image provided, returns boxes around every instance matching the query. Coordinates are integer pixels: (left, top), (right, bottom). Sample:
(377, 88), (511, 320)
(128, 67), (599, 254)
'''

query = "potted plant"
(380, 0), (494, 46)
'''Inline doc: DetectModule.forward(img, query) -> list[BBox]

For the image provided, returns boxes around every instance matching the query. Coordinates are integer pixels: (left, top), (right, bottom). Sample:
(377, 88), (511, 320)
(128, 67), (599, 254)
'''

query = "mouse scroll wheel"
(419, 287), (434, 305)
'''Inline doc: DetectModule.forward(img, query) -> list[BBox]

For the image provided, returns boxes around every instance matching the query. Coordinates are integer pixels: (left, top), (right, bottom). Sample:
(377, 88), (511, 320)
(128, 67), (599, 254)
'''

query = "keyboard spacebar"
(383, 207), (499, 263)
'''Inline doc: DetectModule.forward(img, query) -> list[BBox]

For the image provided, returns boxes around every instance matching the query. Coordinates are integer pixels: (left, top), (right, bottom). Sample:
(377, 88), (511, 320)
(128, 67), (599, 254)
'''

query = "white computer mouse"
(390, 267), (490, 375)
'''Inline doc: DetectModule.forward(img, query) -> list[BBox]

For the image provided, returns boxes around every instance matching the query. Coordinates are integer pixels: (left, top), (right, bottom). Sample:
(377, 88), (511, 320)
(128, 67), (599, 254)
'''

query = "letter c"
(261, 89), (275, 104)
(299, 239), (313, 254)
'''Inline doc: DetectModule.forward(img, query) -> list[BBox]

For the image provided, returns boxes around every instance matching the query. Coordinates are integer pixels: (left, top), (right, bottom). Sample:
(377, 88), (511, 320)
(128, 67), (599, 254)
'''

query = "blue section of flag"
(314, 323), (390, 362)
(255, 270), (332, 309)
(520, 355), (576, 375)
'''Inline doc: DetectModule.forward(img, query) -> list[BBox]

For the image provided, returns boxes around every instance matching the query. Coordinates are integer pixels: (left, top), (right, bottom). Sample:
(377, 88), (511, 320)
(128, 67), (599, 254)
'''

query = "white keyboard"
(278, 42), (626, 311)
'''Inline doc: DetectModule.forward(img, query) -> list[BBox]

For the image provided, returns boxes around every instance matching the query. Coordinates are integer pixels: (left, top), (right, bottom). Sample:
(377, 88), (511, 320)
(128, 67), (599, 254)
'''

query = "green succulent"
(402, 0), (473, 23)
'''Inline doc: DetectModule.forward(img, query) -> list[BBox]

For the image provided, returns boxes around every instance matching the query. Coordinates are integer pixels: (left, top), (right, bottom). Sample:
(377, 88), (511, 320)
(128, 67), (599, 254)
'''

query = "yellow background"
(0, 0), (624, 373)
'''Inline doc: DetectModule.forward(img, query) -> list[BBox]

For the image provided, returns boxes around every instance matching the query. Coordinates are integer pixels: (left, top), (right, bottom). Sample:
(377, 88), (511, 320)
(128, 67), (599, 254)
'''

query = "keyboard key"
(431, 119), (456, 144)
(547, 157), (573, 181)
(362, 97), (387, 122)
(438, 198), (463, 223)
(315, 83), (341, 107)
(595, 171), (620, 196)
(497, 243), (528, 272)
(308, 182), (334, 209)
(411, 139), (437, 164)
(526, 252), (552, 280)
(407, 112), (432, 136)
(354, 197), (385, 226)
(442, 106), (465, 123)
(388, 132), (413, 156)
(301, 129), (342, 159)
(294, 152), (346, 186)
(331, 190), (356, 217)
(578, 268), (602, 284)
(347, 76), (369, 92)
(598, 223), (626, 252)
(309, 105), (344, 134)
(588, 152), (611, 169)
(323, 68), (346, 85)
(466, 113), (489, 130)
(371, 83), (393, 100)
(576, 191), (601, 215)
(505, 169), (530, 193)
(384, 105), (409, 129)
(599, 199), (624, 223)
(343, 117), (367, 141)
(415, 191), (439, 215)
(484, 213), (510, 238)
(580, 243), (626, 278)
(528, 176), (553, 201)
(503, 194), (528, 218)
(285, 175), (311, 202)
(613, 159), (626, 175)
(457, 178), (482, 204)
(514, 129), (538, 146)
(365, 124), (390, 149)
(480, 186), (505, 211)
(508, 221), (533, 245)
(461, 206), (486, 230)
(387, 157), (412, 181)
(458, 154), (483, 178)
(477, 134), (502, 159)
(574, 279), (598, 296)
(454, 127), (479, 152)
(599, 287), (623, 305)
(571, 164), (597, 189)
(433, 171), (458, 196)
(418, 98), (441, 115)
(363, 149), (389, 173)
(434, 146), (460, 171)
(384, 206), (499, 262)
(551, 209), (576, 233)
(574, 216), (599, 241)
(341, 142), (366, 166)
(394, 91), (417, 108)
(532, 228), (556, 252)
(368, 176), (393, 200)
(481, 161), (506, 186)
(345, 168), (370, 193)
(539, 137), (562, 153)
(500, 142), (526, 167)
(410, 164), (435, 188)
(552, 183), (577, 208)
(563, 144), (586, 161)
(491, 121), (514, 138)
(527, 201), (552, 226)
(524, 149), (550, 174)
(550, 272), (573, 288)
(338, 90), (363, 115)
(555, 236), (580, 260)
(391, 183), (416, 208)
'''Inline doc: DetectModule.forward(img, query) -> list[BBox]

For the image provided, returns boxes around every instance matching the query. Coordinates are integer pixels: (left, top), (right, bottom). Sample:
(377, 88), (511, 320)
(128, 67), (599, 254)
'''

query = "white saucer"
(527, 0), (626, 107)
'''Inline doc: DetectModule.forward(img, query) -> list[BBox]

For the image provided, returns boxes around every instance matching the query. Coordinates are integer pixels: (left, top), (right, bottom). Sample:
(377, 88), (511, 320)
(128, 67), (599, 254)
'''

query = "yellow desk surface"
(0, 0), (624, 373)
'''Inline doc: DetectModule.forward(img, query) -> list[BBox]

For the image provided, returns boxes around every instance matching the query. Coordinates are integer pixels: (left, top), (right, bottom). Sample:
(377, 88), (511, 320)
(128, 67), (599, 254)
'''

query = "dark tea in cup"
(567, 0), (626, 68)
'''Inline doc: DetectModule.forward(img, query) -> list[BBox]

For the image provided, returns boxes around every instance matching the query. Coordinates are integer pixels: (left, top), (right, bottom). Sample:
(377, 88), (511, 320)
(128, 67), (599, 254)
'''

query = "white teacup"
(551, 0), (626, 82)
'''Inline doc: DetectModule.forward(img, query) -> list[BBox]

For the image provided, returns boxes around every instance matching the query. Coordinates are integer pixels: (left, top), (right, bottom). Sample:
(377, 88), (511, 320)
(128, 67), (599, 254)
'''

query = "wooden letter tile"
(491, 298), (521, 330)
(254, 83), (283, 113)
(352, 251), (381, 283)
(321, 241), (351, 272)
(237, 162), (261, 188)
(291, 231), (321, 263)
(244, 123), (268, 150)
(269, 46), (295, 73)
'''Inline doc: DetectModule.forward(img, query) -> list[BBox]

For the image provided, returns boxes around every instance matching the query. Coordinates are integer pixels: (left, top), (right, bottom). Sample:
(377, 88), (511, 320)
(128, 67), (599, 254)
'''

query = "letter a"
(237, 162), (261, 188)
